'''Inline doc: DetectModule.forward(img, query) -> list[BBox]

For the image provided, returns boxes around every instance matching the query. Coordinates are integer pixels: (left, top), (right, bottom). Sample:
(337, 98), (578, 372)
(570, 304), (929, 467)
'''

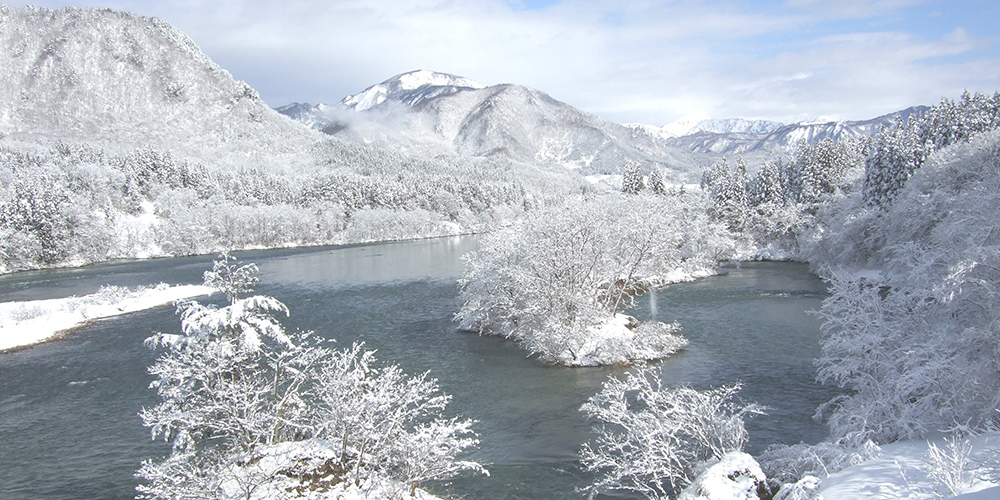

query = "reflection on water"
(0, 240), (838, 500)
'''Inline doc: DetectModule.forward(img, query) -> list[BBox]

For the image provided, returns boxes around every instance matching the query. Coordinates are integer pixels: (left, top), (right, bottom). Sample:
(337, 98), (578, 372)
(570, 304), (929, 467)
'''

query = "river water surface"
(0, 237), (839, 499)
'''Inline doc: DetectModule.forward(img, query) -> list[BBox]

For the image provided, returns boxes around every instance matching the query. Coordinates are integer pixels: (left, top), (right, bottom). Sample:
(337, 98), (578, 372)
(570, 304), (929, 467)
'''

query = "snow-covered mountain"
(273, 102), (337, 131)
(0, 6), (319, 161)
(0, 7), (578, 272)
(655, 107), (929, 154)
(340, 70), (486, 112)
(278, 70), (710, 180)
(281, 71), (927, 170)
(627, 116), (785, 140)
(695, 118), (786, 135)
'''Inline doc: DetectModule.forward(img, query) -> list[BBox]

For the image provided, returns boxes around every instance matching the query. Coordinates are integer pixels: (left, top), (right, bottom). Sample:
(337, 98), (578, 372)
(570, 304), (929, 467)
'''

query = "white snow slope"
(819, 433), (1000, 500)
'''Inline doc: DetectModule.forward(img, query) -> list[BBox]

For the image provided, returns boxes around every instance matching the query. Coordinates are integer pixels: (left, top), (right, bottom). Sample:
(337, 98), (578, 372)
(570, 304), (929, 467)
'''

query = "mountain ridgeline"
(278, 70), (711, 180)
(654, 106), (929, 155)
(279, 69), (928, 165)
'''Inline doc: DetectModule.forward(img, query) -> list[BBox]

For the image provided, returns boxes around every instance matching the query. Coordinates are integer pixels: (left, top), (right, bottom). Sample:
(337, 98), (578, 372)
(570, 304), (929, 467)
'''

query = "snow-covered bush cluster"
(580, 365), (765, 498)
(138, 255), (484, 499)
(456, 192), (732, 366)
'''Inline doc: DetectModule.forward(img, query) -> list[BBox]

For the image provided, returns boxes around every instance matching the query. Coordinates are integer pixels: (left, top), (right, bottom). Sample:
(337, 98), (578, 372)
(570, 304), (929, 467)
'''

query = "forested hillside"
(0, 6), (581, 274)
(694, 91), (1000, 493)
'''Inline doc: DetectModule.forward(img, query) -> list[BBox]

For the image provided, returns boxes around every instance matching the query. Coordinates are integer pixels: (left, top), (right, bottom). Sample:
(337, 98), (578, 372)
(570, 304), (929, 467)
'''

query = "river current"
(0, 237), (839, 499)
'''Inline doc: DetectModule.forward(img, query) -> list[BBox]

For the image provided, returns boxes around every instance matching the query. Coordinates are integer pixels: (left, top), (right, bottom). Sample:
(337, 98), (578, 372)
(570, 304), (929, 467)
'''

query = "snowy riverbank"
(0, 283), (213, 352)
(818, 432), (1000, 500)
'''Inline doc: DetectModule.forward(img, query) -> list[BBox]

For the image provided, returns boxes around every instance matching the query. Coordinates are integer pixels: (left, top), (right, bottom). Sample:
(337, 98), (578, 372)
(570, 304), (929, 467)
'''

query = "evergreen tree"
(748, 160), (784, 207)
(862, 116), (923, 210)
(864, 91), (1000, 209)
(703, 157), (749, 233)
(622, 162), (645, 195)
(648, 167), (668, 196)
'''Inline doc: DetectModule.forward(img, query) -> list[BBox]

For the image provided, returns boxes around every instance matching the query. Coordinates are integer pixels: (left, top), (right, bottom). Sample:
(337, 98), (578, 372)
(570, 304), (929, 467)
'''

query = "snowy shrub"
(772, 475), (821, 500)
(522, 315), (688, 367)
(757, 439), (881, 483)
(920, 434), (975, 497)
(6, 303), (47, 322)
(137, 255), (484, 499)
(580, 365), (765, 498)
(457, 193), (731, 366)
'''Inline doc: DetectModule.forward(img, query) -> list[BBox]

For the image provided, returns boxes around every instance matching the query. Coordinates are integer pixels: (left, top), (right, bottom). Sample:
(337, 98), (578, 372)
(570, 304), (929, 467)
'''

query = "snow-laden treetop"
(340, 69), (485, 111)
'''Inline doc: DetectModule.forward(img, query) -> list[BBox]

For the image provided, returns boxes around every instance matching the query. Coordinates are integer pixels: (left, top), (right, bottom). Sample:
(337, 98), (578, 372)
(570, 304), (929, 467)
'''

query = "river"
(0, 237), (839, 499)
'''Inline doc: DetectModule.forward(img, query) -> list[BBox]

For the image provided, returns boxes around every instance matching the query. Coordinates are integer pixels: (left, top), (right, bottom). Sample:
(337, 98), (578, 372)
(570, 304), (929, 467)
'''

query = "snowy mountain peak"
(662, 114), (712, 137)
(393, 69), (484, 92)
(341, 69), (485, 112)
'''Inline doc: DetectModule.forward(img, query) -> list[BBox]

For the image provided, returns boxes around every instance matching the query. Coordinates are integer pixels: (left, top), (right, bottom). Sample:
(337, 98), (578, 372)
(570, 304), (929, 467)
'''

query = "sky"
(9, 0), (1000, 125)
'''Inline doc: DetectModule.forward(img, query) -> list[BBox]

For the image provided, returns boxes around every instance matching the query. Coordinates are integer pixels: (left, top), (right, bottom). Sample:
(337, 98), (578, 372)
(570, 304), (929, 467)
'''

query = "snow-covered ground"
(0, 283), (213, 351)
(819, 433), (1000, 500)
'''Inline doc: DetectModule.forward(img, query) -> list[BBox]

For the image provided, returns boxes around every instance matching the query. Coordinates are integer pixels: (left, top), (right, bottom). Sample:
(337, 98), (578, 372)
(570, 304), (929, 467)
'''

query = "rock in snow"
(679, 452), (770, 500)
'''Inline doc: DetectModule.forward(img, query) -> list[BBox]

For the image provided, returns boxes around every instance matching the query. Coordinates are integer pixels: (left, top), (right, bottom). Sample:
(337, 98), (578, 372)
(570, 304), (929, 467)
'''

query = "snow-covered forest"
(711, 91), (1000, 498)
(0, 140), (570, 273)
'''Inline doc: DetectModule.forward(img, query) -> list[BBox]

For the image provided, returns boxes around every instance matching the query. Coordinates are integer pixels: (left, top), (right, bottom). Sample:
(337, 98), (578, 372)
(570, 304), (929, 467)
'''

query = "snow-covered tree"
(202, 252), (260, 304)
(138, 255), (484, 499)
(862, 115), (923, 210)
(580, 365), (765, 498)
(456, 193), (732, 366)
(863, 91), (1000, 210)
(702, 157), (749, 233)
(747, 160), (784, 208)
(622, 161), (646, 195)
(648, 167), (668, 196)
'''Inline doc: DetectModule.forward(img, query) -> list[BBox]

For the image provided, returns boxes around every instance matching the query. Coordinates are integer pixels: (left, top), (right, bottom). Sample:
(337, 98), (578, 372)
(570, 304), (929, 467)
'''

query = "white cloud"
(6, 0), (1000, 124)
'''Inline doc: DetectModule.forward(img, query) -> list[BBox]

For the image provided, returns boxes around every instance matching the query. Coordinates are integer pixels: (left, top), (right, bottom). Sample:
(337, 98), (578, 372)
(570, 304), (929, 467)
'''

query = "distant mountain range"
(279, 71), (928, 164)
(626, 117), (786, 139)
(646, 107), (928, 154)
